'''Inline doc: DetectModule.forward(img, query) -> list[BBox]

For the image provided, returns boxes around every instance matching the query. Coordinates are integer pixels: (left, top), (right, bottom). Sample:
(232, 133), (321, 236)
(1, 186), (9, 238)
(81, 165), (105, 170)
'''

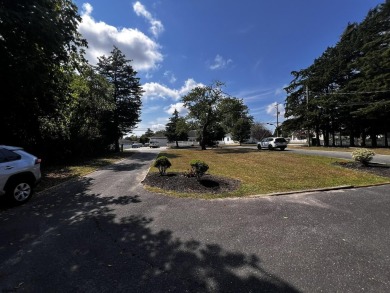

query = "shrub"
(190, 159), (209, 180)
(154, 156), (171, 175)
(352, 148), (375, 166)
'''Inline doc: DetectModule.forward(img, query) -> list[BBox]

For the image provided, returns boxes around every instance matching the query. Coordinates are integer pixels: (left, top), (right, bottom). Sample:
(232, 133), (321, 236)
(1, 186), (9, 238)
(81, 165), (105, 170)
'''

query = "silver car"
(0, 145), (41, 204)
(257, 137), (287, 151)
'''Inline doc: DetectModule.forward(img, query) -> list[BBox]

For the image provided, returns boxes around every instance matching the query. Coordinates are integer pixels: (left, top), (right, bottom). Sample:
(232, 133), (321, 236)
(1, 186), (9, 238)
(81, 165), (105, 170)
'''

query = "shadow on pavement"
(0, 175), (299, 292)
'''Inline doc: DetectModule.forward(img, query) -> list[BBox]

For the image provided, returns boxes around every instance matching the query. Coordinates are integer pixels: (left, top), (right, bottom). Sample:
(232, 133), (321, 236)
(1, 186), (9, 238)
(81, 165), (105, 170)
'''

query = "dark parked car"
(0, 145), (41, 204)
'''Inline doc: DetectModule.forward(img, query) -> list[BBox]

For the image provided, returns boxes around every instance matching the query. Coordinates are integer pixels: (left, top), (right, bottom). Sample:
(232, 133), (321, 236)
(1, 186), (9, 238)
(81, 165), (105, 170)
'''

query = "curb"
(246, 185), (354, 198)
(246, 182), (390, 199)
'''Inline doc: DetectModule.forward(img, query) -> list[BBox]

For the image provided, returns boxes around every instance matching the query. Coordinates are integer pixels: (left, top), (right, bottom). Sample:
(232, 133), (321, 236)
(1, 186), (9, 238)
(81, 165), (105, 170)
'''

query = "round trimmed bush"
(154, 156), (172, 175)
(352, 148), (375, 166)
(190, 159), (209, 180)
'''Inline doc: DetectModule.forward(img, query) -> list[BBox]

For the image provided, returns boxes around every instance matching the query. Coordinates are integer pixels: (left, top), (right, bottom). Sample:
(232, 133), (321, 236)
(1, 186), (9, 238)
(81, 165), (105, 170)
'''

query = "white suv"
(0, 145), (41, 204)
(257, 137), (288, 151)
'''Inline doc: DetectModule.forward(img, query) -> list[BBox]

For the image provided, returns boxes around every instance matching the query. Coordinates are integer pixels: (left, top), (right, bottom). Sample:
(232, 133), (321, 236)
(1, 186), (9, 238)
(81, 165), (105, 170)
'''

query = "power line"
(310, 89), (390, 95)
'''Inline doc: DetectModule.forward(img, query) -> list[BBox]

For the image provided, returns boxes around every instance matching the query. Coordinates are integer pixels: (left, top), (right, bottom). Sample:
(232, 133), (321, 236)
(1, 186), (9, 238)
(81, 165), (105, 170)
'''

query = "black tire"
(280, 147), (286, 151)
(257, 144), (261, 150)
(268, 145), (273, 150)
(5, 179), (34, 205)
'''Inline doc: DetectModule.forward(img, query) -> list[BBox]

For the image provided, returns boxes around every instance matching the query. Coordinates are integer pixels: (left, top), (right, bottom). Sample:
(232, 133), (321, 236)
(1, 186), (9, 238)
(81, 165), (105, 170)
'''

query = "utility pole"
(275, 103), (280, 137)
(306, 86), (310, 146)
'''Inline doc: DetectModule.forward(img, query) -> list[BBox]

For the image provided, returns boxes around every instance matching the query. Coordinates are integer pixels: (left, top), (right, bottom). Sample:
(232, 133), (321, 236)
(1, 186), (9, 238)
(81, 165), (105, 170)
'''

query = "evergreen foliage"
(284, 1), (390, 147)
(165, 109), (189, 147)
(96, 47), (143, 152)
(0, 2), (144, 162)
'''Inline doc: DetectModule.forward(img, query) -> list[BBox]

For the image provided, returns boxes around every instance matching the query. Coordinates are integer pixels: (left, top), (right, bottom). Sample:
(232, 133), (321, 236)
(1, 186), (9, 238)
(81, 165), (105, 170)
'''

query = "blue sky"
(74, 0), (384, 136)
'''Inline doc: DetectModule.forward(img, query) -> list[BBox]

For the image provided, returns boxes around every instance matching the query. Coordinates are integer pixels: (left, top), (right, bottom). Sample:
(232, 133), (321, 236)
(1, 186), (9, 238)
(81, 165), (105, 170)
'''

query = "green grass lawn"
(148, 148), (390, 198)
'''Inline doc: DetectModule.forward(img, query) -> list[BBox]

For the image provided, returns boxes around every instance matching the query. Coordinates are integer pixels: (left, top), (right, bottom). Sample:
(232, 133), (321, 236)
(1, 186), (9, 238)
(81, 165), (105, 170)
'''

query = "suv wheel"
(268, 145), (273, 150)
(280, 147), (286, 151)
(6, 179), (33, 204)
(257, 144), (261, 150)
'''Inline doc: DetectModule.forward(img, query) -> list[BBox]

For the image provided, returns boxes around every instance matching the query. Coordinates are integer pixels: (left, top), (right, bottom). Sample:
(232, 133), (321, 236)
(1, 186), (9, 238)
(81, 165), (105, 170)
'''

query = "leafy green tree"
(0, 0), (86, 156)
(96, 46), (143, 152)
(182, 81), (226, 150)
(165, 109), (189, 147)
(154, 130), (167, 137)
(231, 117), (253, 145)
(219, 98), (252, 133)
(69, 65), (115, 155)
(182, 81), (253, 149)
(139, 134), (150, 144)
(145, 128), (154, 138)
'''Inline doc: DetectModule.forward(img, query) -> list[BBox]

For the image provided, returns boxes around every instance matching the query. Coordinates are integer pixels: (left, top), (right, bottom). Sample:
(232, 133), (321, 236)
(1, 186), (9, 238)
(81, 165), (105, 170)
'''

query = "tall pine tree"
(97, 47), (143, 152)
(165, 109), (189, 147)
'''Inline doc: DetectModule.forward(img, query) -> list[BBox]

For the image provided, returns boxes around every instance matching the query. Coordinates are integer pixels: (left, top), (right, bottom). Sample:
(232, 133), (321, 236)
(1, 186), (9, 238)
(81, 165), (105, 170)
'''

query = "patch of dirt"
(334, 162), (390, 178)
(142, 172), (241, 194)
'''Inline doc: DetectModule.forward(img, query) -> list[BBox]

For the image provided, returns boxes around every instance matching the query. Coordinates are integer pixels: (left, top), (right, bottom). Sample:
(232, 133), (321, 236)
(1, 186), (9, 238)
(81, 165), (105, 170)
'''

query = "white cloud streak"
(133, 1), (164, 38)
(210, 54), (232, 70)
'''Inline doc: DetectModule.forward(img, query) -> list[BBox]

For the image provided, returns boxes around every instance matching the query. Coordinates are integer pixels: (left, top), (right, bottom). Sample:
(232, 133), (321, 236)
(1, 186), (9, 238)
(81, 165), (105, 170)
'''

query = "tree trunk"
(361, 130), (366, 147)
(371, 132), (377, 147)
(315, 125), (320, 146)
(323, 127), (329, 147)
(349, 130), (355, 147)
(114, 139), (120, 153)
(385, 132), (389, 147)
(175, 140), (179, 148)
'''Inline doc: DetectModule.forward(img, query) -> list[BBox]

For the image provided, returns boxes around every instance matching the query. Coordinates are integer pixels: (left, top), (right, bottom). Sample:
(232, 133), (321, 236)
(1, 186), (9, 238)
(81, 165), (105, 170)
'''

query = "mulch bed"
(143, 172), (241, 194)
(333, 162), (390, 178)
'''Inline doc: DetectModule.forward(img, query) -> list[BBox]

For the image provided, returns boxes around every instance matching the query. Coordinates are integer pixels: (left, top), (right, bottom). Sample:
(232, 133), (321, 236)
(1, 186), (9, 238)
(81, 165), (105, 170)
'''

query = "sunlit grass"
(147, 148), (390, 198)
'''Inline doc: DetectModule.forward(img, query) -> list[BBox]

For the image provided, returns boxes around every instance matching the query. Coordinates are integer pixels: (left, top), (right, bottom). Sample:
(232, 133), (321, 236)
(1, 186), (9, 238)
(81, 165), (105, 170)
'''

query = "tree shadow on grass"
(214, 148), (260, 155)
(0, 177), (299, 293)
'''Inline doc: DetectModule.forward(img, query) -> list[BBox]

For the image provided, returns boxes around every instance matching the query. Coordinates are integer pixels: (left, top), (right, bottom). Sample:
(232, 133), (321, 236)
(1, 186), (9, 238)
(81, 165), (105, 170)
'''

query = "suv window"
(275, 138), (287, 143)
(268, 138), (273, 141)
(0, 149), (21, 163)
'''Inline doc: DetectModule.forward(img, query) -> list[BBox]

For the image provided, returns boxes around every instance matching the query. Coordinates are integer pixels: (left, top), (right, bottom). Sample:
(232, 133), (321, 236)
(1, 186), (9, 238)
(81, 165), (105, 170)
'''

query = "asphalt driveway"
(0, 149), (389, 292)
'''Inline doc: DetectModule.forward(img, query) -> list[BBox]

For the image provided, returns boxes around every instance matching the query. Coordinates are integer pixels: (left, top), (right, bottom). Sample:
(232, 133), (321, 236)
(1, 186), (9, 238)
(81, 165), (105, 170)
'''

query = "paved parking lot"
(0, 149), (389, 292)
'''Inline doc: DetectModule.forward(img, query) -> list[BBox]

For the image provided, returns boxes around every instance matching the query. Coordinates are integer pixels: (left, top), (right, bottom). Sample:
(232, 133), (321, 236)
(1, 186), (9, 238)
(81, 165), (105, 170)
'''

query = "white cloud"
(165, 102), (188, 115)
(150, 123), (166, 131)
(209, 54), (232, 70)
(275, 85), (288, 96)
(164, 71), (177, 84)
(78, 3), (163, 71)
(133, 1), (164, 38)
(142, 79), (204, 101)
(266, 102), (285, 117)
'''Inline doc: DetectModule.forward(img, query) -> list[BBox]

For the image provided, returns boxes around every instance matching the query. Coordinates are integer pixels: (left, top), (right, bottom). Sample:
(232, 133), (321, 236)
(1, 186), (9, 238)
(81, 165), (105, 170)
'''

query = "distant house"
(221, 133), (235, 145)
(188, 130), (197, 143)
(150, 136), (168, 146)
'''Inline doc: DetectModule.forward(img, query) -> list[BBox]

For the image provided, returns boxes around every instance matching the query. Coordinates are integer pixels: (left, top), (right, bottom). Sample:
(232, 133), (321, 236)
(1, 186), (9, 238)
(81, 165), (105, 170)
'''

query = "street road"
(0, 148), (389, 292)
(287, 148), (390, 164)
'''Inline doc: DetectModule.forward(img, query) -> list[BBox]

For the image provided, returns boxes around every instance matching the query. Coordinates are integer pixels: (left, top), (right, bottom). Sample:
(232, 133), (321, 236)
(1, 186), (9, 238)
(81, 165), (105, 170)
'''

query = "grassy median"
(147, 148), (390, 198)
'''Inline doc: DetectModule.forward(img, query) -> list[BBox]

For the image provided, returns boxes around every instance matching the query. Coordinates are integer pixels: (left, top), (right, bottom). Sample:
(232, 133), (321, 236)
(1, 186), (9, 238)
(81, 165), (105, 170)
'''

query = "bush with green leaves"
(352, 148), (375, 165)
(154, 156), (172, 175)
(190, 159), (209, 180)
